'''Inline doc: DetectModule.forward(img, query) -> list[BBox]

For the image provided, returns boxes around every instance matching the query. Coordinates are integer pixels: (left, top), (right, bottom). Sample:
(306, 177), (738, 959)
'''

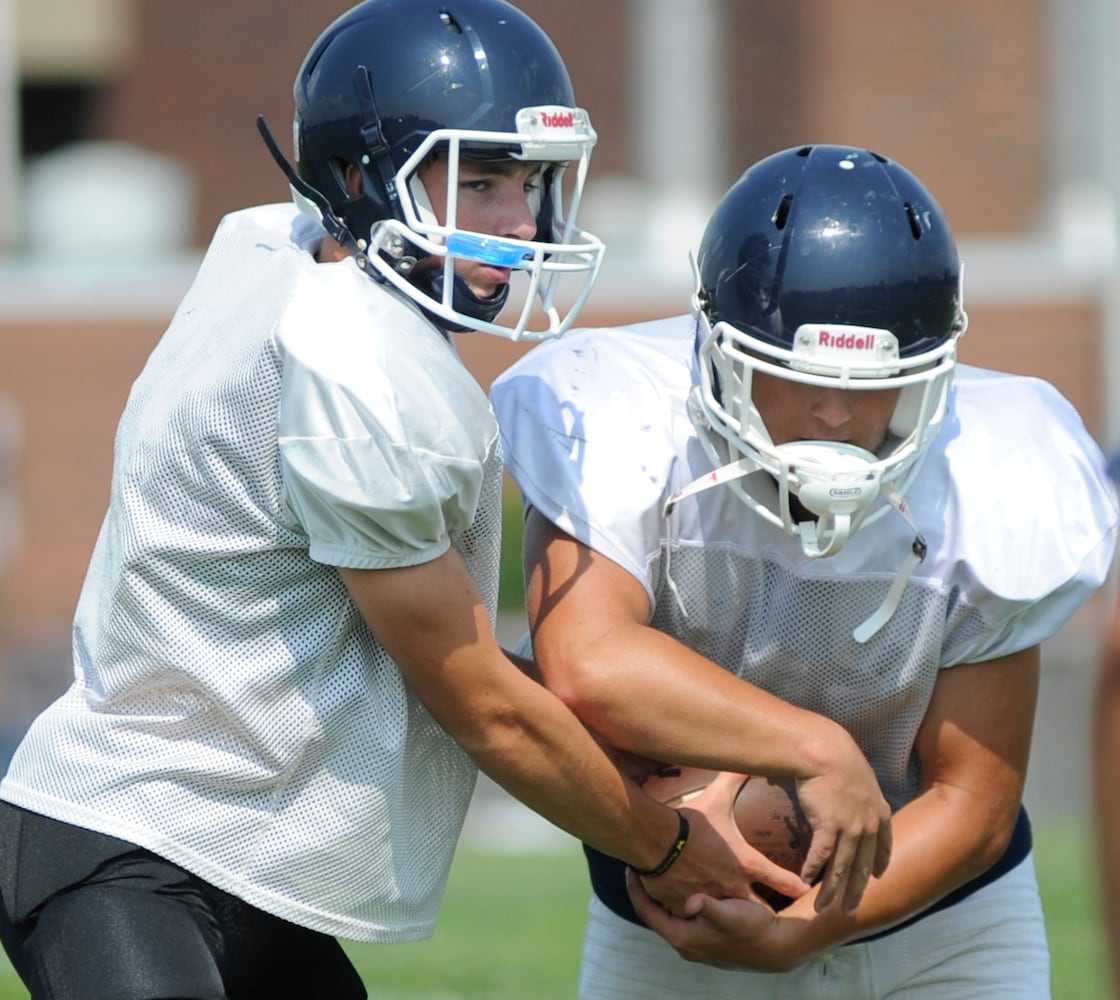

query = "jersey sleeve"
(937, 368), (1119, 665)
(275, 267), (498, 570)
(492, 321), (694, 599)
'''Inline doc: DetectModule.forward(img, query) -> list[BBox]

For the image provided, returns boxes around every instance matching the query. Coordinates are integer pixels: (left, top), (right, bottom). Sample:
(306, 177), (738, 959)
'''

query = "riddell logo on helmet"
(540, 111), (575, 128)
(819, 330), (874, 350)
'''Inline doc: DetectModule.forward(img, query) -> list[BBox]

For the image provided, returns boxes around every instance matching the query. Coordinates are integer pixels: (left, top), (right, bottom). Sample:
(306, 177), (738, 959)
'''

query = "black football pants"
(0, 802), (366, 1000)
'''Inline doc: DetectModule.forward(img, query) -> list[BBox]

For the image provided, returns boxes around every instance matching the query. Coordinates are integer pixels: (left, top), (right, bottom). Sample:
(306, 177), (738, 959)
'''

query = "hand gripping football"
(642, 765), (813, 908)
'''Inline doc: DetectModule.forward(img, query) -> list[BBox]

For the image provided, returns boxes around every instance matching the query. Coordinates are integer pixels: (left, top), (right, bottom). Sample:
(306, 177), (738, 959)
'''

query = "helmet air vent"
(773, 193), (794, 230)
(904, 202), (922, 240)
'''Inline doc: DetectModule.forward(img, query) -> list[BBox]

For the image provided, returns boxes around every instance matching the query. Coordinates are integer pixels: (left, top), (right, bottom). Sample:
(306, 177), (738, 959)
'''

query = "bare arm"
(338, 548), (760, 910)
(1095, 595), (1120, 997)
(634, 645), (1039, 970)
(525, 510), (891, 912)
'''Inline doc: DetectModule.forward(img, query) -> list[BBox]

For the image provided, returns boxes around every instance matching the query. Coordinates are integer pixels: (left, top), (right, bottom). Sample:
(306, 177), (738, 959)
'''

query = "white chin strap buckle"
(776, 443), (881, 558)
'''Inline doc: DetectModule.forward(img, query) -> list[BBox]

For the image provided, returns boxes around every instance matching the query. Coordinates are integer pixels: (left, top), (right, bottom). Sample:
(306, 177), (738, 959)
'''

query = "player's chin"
(467, 266), (512, 296)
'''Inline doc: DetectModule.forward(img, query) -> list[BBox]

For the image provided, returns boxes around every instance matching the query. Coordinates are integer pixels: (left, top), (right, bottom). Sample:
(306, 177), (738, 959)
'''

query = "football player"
(492, 144), (1118, 997)
(0, 2), (797, 996)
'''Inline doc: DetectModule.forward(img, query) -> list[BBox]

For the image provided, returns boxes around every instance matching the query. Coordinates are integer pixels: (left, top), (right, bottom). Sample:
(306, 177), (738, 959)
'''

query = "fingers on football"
(807, 823), (889, 914)
(802, 827), (862, 910)
(836, 833), (881, 915)
(798, 829), (834, 892)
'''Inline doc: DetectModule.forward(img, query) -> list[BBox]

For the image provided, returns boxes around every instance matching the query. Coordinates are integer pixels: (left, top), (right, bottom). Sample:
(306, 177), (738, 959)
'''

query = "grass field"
(0, 822), (1106, 999)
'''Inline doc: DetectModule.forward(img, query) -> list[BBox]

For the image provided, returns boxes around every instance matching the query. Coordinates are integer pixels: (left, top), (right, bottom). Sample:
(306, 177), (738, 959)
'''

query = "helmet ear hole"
(342, 162), (363, 199)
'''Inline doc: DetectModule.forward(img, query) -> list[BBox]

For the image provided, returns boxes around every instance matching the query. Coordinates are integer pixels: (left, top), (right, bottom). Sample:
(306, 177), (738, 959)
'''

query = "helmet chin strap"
(256, 115), (359, 253)
(663, 440), (927, 644)
(771, 441), (930, 641)
(851, 498), (927, 644)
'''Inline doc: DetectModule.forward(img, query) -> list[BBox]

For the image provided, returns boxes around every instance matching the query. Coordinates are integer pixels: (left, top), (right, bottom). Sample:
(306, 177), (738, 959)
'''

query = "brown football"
(642, 765), (813, 909)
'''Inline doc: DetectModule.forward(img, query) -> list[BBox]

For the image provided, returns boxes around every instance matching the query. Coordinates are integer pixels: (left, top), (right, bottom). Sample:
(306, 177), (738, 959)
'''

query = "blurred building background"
(0, 0), (1117, 786)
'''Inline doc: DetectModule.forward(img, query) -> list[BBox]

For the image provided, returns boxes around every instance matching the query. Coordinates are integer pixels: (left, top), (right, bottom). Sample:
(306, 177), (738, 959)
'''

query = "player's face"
(751, 369), (900, 454)
(417, 154), (542, 300)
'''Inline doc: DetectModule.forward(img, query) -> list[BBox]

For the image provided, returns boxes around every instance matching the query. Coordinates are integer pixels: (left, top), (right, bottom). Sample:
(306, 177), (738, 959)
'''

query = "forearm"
(439, 629), (682, 870)
(775, 782), (1022, 954)
(771, 652), (1036, 957)
(525, 512), (863, 779)
(541, 619), (859, 781)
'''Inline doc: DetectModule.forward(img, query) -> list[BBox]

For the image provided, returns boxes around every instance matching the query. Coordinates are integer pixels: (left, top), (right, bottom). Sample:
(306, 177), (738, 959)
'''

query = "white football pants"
(578, 853), (1050, 999)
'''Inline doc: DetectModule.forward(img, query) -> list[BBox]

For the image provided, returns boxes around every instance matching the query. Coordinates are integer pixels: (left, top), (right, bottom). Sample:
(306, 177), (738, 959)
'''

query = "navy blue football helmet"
(259, 0), (603, 339)
(687, 145), (966, 565)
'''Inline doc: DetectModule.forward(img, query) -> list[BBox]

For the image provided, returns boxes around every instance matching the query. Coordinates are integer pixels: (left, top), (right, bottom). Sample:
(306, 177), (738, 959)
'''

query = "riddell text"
(541, 111), (575, 128)
(819, 330), (873, 350)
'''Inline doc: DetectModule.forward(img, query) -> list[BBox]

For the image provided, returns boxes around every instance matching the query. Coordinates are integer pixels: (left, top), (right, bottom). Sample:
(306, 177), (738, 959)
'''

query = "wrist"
(632, 809), (690, 878)
(797, 719), (859, 779)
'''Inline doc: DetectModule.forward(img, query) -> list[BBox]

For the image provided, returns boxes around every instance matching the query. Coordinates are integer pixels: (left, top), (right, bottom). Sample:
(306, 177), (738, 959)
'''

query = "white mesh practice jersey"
(1, 204), (504, 943)
(492, 315), (1118, 809)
